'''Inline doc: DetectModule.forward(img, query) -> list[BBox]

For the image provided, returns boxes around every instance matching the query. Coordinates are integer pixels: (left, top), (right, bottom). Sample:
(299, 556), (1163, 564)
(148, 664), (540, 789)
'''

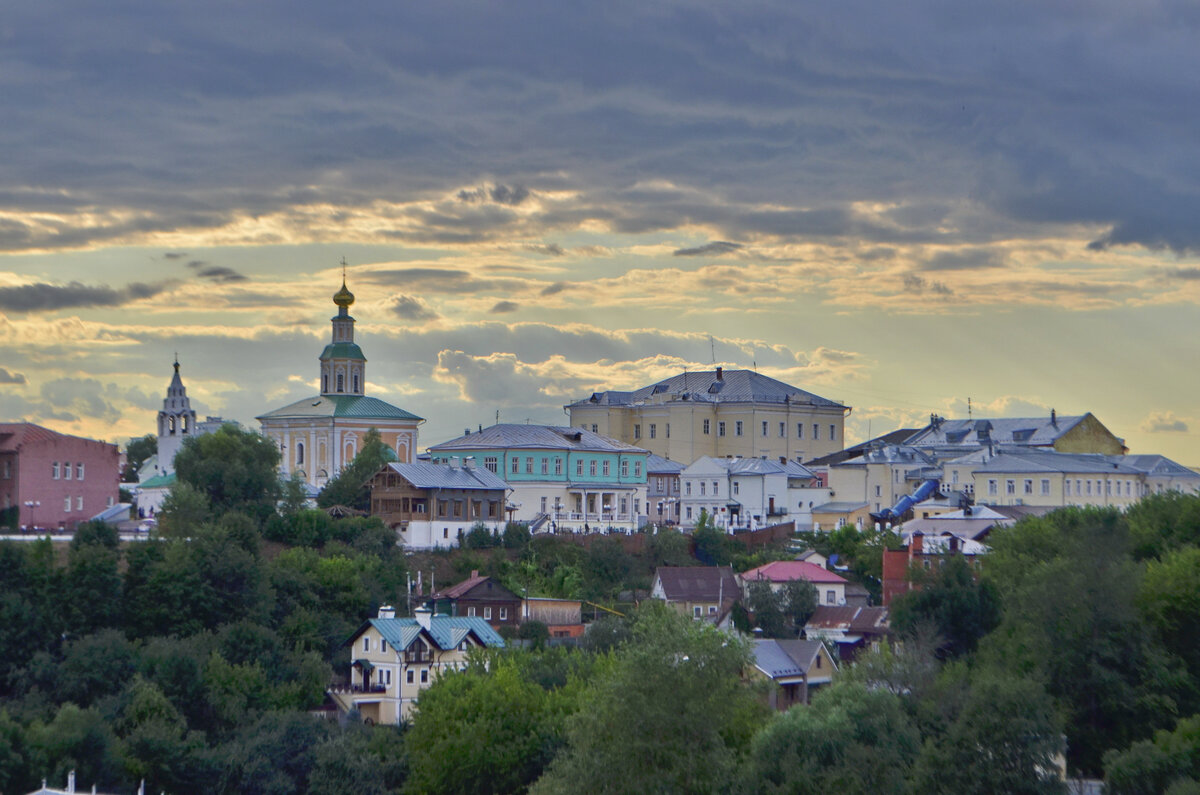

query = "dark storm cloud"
(489, 301), (519, 314)
(0, 368), (26, 385)
(674, 241), (742, 257)
(1, 1), (1198, 256)
(0, 281), (172, 313)
(389, 295), (438, 321)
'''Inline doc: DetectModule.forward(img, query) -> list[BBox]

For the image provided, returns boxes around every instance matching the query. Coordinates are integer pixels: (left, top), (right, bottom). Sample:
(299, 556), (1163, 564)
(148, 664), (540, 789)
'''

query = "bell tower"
(157, 357), (198, 474)
(319, 268), (366, 396)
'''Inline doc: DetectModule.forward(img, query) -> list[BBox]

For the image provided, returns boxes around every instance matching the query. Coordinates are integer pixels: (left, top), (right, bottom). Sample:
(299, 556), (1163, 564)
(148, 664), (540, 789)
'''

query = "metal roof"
(257, 394), (423, 421)
(319, 341), (366, 361)
(384, 461), (509, 491)
(906, 414), (1091, 448)
(366, 615), (505, 651)
(752, 639), (828, 678)
(566, 369), (847, 410)
(430, 424), (648, 454)
(646, 454), (685, 474)
(653, 566), (739, 603)
(740, 559), (848, 584)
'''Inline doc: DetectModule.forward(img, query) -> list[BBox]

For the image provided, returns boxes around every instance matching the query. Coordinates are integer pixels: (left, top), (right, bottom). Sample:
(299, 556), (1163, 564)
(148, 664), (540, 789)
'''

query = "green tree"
(743, 681), (920, 795)
(1139, 546), (1200, 676)
(909, 672), (1065, 795)
(173, 424), (282, 523)
(1127, 492), (1200, 560)
(745, 579), (816, 638)
(581, 537), (632, 601)
(122, 434), (157, 482)
(533, 604), (765, 795)
(891, 554), (999, 659)
(309, 726), (396, 795)
(407, 657), (569, 794)
(317, 428), (393, 511)
(1105, 714), (1200, 795)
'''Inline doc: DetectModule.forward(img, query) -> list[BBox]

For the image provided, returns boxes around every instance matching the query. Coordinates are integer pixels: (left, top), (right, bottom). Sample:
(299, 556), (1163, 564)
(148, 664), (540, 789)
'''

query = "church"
(257, 276), (423, 489)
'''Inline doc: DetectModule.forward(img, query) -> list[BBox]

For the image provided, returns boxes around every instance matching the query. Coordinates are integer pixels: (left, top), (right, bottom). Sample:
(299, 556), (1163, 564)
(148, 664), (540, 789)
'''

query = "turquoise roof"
(319, 342), (366, 361)
(258, 394), (423, 422)
(364, 616), (505, 651)
(138, 473), (177, 489)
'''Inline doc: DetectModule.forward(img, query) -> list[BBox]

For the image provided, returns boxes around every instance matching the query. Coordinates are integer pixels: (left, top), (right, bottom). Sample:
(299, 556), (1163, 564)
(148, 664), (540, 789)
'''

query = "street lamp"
(23, 500), (40, 532)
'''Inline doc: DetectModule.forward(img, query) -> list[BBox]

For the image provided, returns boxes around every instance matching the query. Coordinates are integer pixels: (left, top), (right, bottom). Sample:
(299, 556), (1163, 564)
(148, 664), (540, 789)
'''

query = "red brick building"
(0, 423), (120, 531)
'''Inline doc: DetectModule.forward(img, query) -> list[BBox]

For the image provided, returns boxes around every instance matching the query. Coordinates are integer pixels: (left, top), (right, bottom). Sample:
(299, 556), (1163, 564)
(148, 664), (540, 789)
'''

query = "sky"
(1, 1), (1199, 464)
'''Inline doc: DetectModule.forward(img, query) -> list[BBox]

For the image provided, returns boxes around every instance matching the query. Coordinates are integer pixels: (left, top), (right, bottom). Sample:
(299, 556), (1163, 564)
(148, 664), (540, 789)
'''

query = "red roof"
(739, 560), (847, 585)
(0, 422), (107, 450)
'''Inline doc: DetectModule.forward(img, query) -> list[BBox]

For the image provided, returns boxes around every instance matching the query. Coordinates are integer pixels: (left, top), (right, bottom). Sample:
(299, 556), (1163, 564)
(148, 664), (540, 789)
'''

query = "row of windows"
(466, 606), (507, 620)
(984, 477), (1137, 498)
(499, 455), (642, 479)
(51, 462), (85, 480)
(701, 420), (838, 441)
(684, 480), (724, 497)
(634, 423), (671, 440)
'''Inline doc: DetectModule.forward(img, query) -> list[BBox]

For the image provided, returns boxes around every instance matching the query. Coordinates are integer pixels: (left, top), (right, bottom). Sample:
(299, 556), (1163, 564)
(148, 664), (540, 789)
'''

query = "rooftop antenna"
(753, 360), (757, 374)
(709, 335), (716, 364)
(496, 409), (500, 424)
(967, 397), (972, 420)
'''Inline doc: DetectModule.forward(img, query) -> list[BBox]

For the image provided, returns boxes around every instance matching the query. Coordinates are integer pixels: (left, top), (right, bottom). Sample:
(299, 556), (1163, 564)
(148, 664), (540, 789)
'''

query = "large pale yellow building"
(566, 367), (850, 465)
(258, 278), (422, 489)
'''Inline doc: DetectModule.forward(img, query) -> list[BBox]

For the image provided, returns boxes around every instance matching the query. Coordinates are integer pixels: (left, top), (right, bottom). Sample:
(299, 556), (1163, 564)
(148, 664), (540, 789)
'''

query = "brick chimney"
(715, 366), (723, 381)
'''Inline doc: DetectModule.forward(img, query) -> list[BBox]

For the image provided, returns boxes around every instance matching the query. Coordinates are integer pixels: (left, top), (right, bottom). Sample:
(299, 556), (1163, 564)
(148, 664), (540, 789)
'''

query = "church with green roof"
(257, 274), (423, 489)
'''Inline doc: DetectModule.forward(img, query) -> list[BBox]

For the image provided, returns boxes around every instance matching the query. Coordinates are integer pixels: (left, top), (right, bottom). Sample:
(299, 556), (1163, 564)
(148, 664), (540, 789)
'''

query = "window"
(555, 458), (563, 475)
(407, 669), (414, 684)
(830, 425), (837, 441)
(64, 497), (71, 512)
(686, 506), (692, 519)
(382, 668), (391, 685)
(703, 419), (711, 435)
(709, 605), (717, 615)
(718, 421), (726, 437)
(353, 374), (359, 392)
(296, 442), (304, 466)
(700, 481), (706, 496)
(363, 637), (371, 652)
(602, 460), (610, 476)
(621, 460), (629, 477)
(484, 607), (492, 620)
(686, 481), (692, 496)
(649, 424), (656, 439)
(712, 481), (719, 495)
(797, 423), (804, 439)
(484, 456), (498, 473)
(825, 590), (836, 604)
(467, 606), (476, 617)
(1065, 480), (1072, 496)
(762, 421), (768, 436)
(1041, 479), (1051, 496)
(381, 639), (388, 652)
(577, 459), (584, 476)
(988, 479), (998, 496)
(589, 460), (597, 477)
(52, 462), (60, 480)
(541, 496), (547, 513)
(64, 463), (72, 480)
(634, 461), (641, 477)
(1106, 480), (1112, 496)
(735, 421), (743, 436)
(813, 424), (820, 440)
(1024, 479), (1033, 495)
(420, 669), (428, 683)
(634, 424), (641, 439)
(525, 457), (533, 474)
(694, 606), (702, 617)
(75, 496), (82, 511)
(666, 423), (670, 438)
(1086, 480), (1093, 495)
(733, 481), (739, 495)
(779, 422), (785, 438)
(875, 485), (881, 497)
(815, 653), (822, 669)
(500, 607), (508, 620)
(591, 424), (598, 433)
(1006, 480), (1015, 495)
(511, 457), (519, 474)
(336, 373), (344, 392)
(541, 458), (549, 475)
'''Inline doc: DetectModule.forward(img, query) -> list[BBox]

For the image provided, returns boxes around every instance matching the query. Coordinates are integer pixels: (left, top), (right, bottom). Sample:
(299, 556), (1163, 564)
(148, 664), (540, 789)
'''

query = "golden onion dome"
(333, 278), (355, 308)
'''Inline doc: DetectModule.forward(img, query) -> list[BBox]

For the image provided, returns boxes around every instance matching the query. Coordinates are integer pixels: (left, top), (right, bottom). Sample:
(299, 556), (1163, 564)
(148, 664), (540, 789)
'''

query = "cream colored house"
(259, 278), (423, 489)
(329, 606), (504, 725)
(566, 368), (850, 465)
(827, 444), (939, 516)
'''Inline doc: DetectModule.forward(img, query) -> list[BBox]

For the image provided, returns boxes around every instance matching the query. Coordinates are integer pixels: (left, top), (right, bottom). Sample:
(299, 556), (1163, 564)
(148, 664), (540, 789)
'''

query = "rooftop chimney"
(464, 455), (476, 470)
(715, 366), (723, 381)
(378, 604), (395, 619)
(1050, 408), (1057, 427)
(450, 455), (461, 469)
(414, 605), (433, 632)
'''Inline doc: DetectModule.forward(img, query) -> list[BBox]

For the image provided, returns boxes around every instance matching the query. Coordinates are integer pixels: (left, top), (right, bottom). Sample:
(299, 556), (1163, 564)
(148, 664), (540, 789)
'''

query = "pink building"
(0, 423), (120, 531)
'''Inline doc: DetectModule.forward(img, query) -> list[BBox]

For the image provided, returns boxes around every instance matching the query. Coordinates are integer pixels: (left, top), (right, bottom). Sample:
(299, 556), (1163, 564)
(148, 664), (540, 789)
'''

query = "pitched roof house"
(750, 638), (838, 709)
(738, 560), (850, 606)
(804, 605), (891, 663)
(330, 605), (504, 725)
(428, 571), (522, 629)
(650, 566), (740, 622)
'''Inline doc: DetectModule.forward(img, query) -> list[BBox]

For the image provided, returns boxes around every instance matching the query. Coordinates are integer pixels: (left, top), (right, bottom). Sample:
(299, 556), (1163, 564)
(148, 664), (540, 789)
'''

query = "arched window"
(336, 373), (344, 392)
(296, 442), (305, 465)
(353, 374), (359, 393)
(168, 415), (176, 434)
(182, 415), (190, 433)
(323, 374), (329, 392)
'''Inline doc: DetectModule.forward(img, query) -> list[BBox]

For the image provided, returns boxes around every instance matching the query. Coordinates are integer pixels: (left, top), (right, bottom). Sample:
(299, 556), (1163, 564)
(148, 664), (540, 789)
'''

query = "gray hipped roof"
(430, 424), (648, 454)
(383, 461), (509, 491)
(567, 369), (846, 410)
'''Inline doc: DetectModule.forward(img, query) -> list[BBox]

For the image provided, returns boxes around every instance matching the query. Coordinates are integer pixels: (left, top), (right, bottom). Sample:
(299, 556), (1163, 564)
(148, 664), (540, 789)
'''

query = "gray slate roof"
(653, 566), (739, 603)
(752, 639), (828, 678)
(384, 461), (509, 491)
(258, 394), (423, 421)
(906, 414), (1088, 448)
(567, 369), (846, 409)
(430, 424), (648, 454)
(646, 454), (685, 474)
